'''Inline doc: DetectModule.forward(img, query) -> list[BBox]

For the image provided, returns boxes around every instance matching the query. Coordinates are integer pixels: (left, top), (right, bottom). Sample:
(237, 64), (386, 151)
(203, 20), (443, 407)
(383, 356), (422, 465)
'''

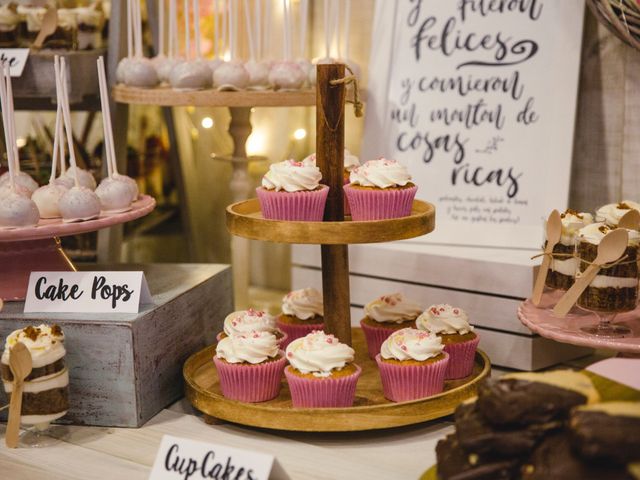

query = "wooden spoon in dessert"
(32, 8), (58, 50)
(553, 228), (629, 317)
(5, 342), (32, 448)
(619, 209), (640, 231)
(532, 209), (561, 306)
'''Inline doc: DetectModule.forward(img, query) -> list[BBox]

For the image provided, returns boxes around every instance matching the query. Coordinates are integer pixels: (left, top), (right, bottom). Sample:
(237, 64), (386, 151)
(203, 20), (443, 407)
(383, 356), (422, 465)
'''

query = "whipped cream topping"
(215, 331), (279, 364)
(223, 309), (277, 337)
(282, 287), (323, 320)
(380, 328), (444, 362)
(1, 324), (66, 369)
(262, 158), (322, 192)
(596, 201), (640, 227)
(285, 331), (355, 377)
(578, 222), (640, 246)
(349, 158), (412, 188)
(364, 293), (422, 324)
(344, 150), (360, 172)
(416, 304), (474, 335)
(556, 209), (594, 246)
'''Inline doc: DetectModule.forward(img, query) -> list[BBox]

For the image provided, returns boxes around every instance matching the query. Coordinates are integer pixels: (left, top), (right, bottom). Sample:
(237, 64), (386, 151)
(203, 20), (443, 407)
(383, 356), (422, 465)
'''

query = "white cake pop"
(123, 57), (160, 87)
(170, 59), (212, 90)
(120, 0), (159, 88)
(0, 181), (32, 198)
(156, 57), (182, 83)
(0, 191), (39, 228)
(53, 175), (74, 189)
(113, 173), (139, 202)
(63, 165), (97, 190)
(213, 60), (250, 90)
(244, 60), (270, 89)
(116, 56), (133, 83)
(269, 61), (306, 90)
(209, 57), (223, 74)
(0, 170), (37, 196)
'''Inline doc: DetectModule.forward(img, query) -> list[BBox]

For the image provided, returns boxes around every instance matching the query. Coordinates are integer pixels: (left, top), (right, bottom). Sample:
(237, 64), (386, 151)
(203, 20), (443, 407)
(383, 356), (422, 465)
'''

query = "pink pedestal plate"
(0, 195), (155, 301)
(518, 289), (640, 354)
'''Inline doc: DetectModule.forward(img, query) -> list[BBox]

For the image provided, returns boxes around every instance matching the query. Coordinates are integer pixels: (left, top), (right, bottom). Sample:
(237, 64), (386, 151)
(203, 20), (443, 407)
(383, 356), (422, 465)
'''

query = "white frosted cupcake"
(276, 288), (325, 347)
(217, 309), (287, 346)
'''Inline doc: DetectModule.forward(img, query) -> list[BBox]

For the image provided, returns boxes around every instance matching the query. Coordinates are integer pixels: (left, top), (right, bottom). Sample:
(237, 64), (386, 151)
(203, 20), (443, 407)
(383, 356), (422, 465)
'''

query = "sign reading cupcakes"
(363, 0), (584, 248)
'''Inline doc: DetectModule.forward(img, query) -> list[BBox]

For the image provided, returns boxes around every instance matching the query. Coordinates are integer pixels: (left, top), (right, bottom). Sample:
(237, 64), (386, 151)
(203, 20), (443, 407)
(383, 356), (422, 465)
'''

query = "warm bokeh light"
(293, 128), (307, 140)
(201, 117), (214, 129)
(246, 130), (266, 156)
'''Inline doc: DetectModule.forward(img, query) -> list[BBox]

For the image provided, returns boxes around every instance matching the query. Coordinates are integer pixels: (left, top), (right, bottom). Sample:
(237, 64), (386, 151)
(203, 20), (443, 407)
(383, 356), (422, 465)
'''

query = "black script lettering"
(516, 97), (539, 125)
(451, 163), (522, 198)
(35, 277), (83, 301)
(91, 276), (134, 309)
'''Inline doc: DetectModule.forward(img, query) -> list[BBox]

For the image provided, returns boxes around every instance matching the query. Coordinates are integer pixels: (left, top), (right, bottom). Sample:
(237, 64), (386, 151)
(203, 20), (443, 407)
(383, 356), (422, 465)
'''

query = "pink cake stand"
(518, 289), (640, 354)
(0, 195), (155, 301)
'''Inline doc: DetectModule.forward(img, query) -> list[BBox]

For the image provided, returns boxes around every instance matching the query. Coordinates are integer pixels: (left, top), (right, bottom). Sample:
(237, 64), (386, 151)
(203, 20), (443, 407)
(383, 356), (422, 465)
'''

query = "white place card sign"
(24, 271), (152, 314)
(363, 0), (584, 249)
(0, 49), (30, 76)
(149, 435), (274, 480)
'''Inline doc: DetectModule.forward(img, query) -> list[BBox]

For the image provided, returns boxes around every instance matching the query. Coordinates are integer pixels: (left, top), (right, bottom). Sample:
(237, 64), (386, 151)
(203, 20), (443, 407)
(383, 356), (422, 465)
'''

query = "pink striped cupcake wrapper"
(256, 186), (329, 221)
(344, 184), (417, 221)
(443, 335), (480, 380)
(213, 353), (286, 403)
(275, 320), (325, 349)
(284, 365), (362, 408)
(216, 330), (288, 348)
(360, 320), (401, 359)
(343, 177), (351, 216)
(375, 352), (449, 403)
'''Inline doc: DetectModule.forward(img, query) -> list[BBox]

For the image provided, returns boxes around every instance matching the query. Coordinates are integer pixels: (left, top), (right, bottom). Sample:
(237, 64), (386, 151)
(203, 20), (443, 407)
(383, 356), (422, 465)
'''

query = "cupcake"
(546, 209), (593, 290)
(1, 324), (69, 426)
(284, 331), (361, 408)
(276, 287), (324, 348)
(344, 158), (417, 220)
(213, 331), (286, 402)
(303, 150), (359, 215)
(375, 328), (449, 402)
(576, 223), (639, 312)
(217, 309), (287, 346)
(416, 304), (479, 379)
(256, 158), (329, 221)
(595, 201), (640, 227)
(360, 293), (423, 359)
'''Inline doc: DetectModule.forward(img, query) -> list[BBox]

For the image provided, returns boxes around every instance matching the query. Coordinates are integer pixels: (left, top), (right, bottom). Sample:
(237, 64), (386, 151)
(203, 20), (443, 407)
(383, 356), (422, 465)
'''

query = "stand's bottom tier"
(184, 328), (490, 432)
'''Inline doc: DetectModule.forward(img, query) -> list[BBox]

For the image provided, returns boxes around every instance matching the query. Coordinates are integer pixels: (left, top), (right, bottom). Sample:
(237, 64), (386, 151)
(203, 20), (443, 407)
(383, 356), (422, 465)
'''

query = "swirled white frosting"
(344, 150), (360, 172)
(416, 304), (474, 335)
(223, 309), (277, 336)
(578, 222), (640, 246)
(557, 209), (594, 246)
(262, 158), (322, 192)
(1, 324), (66, 369)
(215, 331), (279, 364)
(285, 331), (355, 377)
(364, 293), (422, 324)
(380, 328), (444, 361)
(595, 201), (640, 227)
(282, 288), (323, 320)
(349, 158), (412, 188)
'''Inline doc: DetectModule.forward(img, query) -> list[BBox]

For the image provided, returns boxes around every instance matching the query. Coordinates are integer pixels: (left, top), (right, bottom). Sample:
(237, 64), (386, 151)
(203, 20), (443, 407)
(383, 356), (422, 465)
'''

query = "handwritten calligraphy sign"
(0, 49), (29, 76)
(363, 0), (584, 248)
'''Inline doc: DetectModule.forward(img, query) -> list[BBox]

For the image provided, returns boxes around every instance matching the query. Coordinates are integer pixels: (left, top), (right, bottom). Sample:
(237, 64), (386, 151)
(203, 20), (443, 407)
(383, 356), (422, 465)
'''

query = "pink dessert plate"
(518, 289), (640, 354)
(0, 195), (155, 301)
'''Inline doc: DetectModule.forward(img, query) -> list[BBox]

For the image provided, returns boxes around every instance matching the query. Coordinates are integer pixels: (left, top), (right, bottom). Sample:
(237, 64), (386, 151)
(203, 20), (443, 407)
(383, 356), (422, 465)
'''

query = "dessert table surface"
(0, 355), (604, 480)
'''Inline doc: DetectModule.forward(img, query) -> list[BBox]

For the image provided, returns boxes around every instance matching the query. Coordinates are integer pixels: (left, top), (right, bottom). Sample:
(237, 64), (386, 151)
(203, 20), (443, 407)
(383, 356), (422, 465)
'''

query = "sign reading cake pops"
(0, 49), (29, 76)
(363, 0), (584, 249)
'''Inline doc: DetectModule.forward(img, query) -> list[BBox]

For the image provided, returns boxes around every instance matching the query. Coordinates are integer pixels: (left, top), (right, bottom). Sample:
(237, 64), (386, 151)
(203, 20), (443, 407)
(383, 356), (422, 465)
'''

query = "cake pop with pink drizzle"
(269, 0), (306, 90)
(54, 56), (101, 223)
(0, 64), (39, 228)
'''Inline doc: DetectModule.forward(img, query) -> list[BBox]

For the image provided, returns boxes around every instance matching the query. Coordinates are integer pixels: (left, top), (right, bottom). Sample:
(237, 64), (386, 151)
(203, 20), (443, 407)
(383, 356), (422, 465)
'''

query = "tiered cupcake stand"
(0, 196), (155, 301)
(518, 290), (640, 354)
(182, 65), (490, 432)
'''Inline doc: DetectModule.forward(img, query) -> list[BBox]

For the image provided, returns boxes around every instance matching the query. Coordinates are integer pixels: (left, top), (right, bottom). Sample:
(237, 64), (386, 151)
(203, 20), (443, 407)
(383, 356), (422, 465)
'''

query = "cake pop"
(118, 0), (159, 87)
(242, 0), (269, 90)
(208, 0), (224, 74)
(295, 0), (312, 81)
(0, 65), (39, 228)
(213, 0), (249, 90)
(269, 0), (306, 90)
(55, 56), (101, 223)
(309, 0), (337, 86)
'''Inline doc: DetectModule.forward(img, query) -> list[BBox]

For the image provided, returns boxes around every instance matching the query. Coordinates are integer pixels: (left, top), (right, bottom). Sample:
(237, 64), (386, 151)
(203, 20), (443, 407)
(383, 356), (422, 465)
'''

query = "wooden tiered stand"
(182, 65), (490, 431)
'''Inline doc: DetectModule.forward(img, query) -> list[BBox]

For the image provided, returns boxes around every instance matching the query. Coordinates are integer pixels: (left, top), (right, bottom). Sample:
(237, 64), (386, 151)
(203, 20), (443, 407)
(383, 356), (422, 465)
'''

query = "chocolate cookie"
(454, 401), (559, 457)
(435, 434), (520, 480)
(477, 371), (599, 427)
(570, 402), (640, 464)
(522, 431), (633, 480)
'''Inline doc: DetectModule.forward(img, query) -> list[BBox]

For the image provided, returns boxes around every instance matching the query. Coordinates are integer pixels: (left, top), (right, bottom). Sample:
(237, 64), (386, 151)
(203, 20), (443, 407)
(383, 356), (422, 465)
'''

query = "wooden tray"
(183, 327), (490, 432)
(226, 198), (435, 244)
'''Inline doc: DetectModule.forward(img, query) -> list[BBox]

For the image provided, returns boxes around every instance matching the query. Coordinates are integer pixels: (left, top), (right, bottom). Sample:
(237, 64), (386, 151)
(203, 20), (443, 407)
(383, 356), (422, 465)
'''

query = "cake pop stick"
(55, 57), (80, 188)
(169, 0), (177, 57)
(213, 0), (218, 58)
(134, 0), (144, 57)
(299, 0), (308, 59)
(158, 0), (165, 57)
(127, 0), (133, 58)
(255, 0), (261, 61)
(193, 0), (201, 59)
(97, 58), (114, 180)
(243, 0), (256, 61)
(222, 0), (228, 58)
(283, 0), (291, 60)
(323, 0), (330, 58)
(184, 0), (190, 57)
(331, 0), (339, 58)
(5, 62), (20, 175)
(0, 66), (15, 189)
(264, 0), (271, 58)
(49, 104), (63, 184)
(344, 0), (351, 60)
(229, 0), (236, 60)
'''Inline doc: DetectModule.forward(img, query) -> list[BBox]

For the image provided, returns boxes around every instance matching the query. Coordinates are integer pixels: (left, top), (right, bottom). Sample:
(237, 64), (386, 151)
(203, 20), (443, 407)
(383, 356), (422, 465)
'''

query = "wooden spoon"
(619, 209), (640, 230)
(553, 229), (629, 317)
(5, 342), (32, 448)
(532, 210), (562, 306)
(32, 8), (58, 50)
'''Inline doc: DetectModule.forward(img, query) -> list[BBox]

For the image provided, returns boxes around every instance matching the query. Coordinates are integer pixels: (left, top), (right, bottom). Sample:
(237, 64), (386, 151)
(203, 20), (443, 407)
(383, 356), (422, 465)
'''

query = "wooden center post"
(316, 63), (352, 346)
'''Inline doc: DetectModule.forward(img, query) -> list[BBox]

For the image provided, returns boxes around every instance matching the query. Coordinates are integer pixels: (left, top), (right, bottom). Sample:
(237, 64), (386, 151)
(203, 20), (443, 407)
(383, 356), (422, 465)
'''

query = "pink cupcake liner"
(344, 184), (417, 221)
(343, 177), (351, 216)
(443, 335), (480, 380)
(216, 329), (288, 347)
(284, 365), (361, 408)
(213, 353), (286, 402)
(256, 186), (329, 221)
(275, 319), (325, 349)
(375, 352), (449, 403)
(360, 319), (407, 359)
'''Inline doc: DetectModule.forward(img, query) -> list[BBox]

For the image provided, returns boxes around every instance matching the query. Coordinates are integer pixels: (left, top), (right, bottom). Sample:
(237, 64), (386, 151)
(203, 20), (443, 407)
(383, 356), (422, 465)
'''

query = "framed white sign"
(362, 0), (584, 249)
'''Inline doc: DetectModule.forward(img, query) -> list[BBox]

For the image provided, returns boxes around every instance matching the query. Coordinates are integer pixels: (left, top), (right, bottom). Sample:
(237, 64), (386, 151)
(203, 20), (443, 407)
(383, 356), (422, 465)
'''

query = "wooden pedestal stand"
(182, 65), (490, 432)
